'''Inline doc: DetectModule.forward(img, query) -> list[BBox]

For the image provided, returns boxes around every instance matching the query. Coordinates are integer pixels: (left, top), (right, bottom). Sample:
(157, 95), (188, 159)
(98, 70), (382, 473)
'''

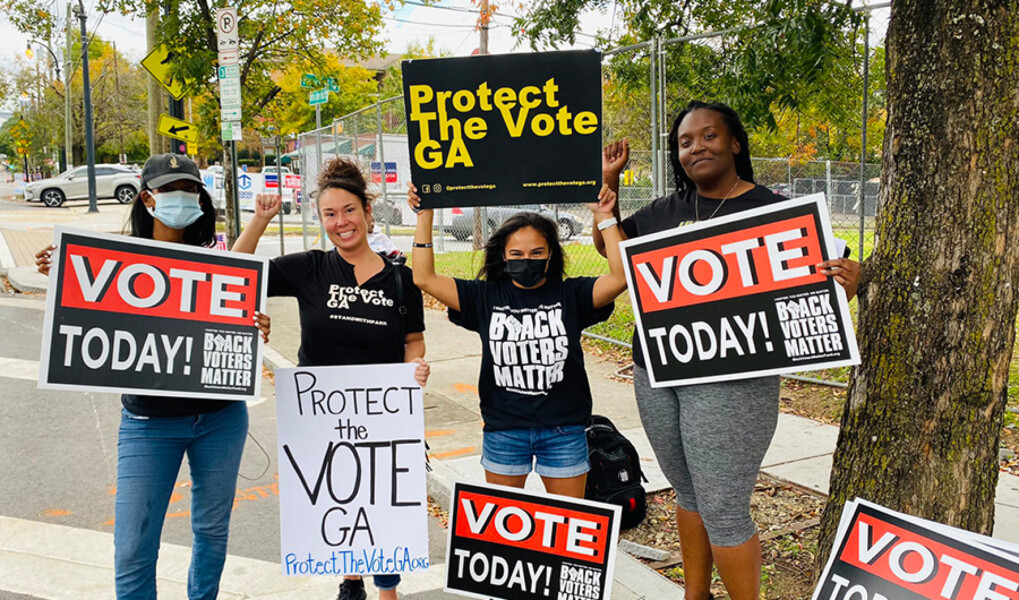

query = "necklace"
(695, 178), (741, 222)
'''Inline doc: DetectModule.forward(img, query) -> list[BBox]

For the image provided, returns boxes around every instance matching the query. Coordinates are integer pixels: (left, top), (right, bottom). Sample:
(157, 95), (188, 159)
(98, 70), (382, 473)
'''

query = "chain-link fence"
(286, 14), (883, 385)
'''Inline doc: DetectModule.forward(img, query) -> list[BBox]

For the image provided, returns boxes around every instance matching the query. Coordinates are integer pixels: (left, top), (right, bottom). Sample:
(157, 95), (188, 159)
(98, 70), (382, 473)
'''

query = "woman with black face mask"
(407, 184), (627, 498)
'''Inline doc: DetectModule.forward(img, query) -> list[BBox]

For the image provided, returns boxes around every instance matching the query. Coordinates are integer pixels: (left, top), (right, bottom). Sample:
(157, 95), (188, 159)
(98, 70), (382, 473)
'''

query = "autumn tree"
(142, 0), (387, 243)
(816, 0), (1019, 566)
(521, 0), (1019, 576)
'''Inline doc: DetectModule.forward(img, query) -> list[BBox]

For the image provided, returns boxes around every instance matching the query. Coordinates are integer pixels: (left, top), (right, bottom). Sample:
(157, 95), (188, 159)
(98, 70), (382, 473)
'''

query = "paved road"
(0, 296), (450, 599)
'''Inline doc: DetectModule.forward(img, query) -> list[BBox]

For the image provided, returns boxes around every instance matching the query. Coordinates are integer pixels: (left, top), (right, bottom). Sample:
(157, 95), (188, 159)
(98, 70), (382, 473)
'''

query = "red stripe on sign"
(839, 512), (1019, 598)
(453, 490), (611, 565)
(59, 243), (259, 327)
(630, 214), (825, 312)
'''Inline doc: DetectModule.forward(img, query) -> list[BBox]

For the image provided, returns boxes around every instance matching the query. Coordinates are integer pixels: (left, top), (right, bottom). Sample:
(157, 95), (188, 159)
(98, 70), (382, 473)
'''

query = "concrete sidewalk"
(4, 192), (1019, 598)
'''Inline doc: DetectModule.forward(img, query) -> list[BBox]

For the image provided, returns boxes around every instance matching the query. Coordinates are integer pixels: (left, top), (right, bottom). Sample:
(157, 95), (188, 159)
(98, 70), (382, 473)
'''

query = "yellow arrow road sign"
(141, 45), (192, 101)
(157, 114), (199, 144)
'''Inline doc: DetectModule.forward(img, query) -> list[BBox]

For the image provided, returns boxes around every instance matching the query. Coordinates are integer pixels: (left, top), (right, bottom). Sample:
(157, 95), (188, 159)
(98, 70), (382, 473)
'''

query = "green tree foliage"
(5, 39), (150, 169)
(519, 0), (884, 161)
(123, 0), (388, 146)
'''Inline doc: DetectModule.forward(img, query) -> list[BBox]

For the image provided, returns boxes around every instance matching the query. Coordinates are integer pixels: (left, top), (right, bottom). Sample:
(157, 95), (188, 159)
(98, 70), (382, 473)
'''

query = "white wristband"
(596, 217), (618, 231)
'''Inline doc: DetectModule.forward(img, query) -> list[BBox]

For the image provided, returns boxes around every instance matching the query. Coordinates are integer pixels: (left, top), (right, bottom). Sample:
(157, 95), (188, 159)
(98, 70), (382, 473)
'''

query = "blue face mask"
(147, 190), (203, 230)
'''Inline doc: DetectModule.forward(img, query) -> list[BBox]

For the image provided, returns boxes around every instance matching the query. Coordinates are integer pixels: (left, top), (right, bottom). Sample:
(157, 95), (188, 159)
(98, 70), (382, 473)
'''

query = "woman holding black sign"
(406, 183), (628, 499)
(233, 158), (429, 600)
(35, 153), (271, 600)
(593, 102), (860, 600)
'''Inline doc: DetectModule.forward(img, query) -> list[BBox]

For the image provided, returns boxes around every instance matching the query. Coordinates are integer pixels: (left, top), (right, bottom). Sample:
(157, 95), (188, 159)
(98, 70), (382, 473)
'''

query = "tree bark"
(816, 0), (1019, 571)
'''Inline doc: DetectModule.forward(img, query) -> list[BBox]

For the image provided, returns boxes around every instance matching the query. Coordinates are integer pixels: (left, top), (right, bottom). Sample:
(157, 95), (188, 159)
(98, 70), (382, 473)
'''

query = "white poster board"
(275, 363), (430, 576)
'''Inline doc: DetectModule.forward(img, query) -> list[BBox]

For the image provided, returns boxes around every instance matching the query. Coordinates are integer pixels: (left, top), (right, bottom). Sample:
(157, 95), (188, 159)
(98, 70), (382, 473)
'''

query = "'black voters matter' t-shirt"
(620, 184), (784, 369)
(449, 277), (613, 431)
(268, 249), (424, 367)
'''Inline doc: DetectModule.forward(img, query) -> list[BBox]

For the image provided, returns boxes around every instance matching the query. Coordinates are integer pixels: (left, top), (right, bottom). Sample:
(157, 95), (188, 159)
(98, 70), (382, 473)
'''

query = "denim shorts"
(482, 425), (589, 478)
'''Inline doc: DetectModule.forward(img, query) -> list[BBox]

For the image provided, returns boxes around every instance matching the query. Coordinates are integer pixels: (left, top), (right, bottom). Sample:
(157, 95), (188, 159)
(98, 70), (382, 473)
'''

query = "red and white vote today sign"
(620, 194), (859, 387)
(814, 499), (1019, 600)
(39, 227), (268, 400)
(284, 174), (302, 189)
(445, 482), (621, 600)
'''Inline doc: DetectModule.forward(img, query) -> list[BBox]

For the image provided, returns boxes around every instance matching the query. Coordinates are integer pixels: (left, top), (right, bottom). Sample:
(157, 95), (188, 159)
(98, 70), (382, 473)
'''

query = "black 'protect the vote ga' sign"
(402, 50), (602, 209)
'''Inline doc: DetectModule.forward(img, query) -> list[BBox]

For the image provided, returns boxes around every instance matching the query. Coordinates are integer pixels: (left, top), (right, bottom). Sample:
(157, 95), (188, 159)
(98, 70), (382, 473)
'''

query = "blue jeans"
(114, 402), (248, 600)
(373, 574), (401, 590)
(482, 425), (590, 478)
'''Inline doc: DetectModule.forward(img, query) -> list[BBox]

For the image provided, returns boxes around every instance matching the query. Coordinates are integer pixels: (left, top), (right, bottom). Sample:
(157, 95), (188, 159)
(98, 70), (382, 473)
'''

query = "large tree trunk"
(816, 0), (1019, 569)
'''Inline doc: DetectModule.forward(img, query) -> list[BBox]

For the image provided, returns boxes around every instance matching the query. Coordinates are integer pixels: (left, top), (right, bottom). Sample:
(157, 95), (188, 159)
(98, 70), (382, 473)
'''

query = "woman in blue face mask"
(406, 184), (628, 499)
(36, 153), (270, 600)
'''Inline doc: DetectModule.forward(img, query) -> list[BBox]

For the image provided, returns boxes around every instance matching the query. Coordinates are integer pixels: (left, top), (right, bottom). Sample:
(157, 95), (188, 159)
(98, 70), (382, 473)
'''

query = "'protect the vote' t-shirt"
(268, 249), (425, 367)
(620, 184), (784, 369)
(449, 277), (613, 431)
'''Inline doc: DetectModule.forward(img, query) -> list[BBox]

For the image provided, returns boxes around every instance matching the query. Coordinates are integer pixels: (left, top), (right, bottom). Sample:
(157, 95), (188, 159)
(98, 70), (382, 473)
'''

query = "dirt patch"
(621, 476), (824, 600)
(779, 379), (846, 426)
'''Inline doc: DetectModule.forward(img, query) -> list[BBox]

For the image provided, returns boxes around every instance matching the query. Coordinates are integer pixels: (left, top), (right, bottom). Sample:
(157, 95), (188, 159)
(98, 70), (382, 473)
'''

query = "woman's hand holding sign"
(818, 258), (861, 301)
(588, 183), (618, 219)
(254, 311), (271, 344)
(35, 244), (56, 276)
(406, 182), (430, 215)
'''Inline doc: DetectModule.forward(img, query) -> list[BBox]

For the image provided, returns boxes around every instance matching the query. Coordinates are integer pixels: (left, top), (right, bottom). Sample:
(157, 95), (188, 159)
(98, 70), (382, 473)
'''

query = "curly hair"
(668, 100), (756, 194)
(316, 158), (375, 208)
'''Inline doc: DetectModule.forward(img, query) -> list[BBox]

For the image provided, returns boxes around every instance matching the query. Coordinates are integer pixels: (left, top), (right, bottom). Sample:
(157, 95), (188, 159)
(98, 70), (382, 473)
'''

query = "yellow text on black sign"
(407, 78), (599, 170)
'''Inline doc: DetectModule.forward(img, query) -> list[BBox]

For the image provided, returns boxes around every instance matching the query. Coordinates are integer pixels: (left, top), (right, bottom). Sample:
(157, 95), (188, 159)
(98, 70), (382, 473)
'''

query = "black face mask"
(504, 258), (548, 287)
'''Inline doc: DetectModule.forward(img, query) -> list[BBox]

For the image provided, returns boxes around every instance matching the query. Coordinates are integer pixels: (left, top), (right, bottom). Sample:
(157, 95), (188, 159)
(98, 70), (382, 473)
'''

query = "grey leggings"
(634, 365), (779, 547)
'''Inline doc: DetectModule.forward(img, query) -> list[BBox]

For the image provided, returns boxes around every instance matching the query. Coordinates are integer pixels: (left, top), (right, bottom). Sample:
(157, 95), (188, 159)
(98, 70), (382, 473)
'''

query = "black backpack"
(584, 414), (647, 529)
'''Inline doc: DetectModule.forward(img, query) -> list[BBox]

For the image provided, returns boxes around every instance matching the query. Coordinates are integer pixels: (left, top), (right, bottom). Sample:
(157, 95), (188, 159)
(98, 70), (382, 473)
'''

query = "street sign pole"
(77, 0), (98, 213)
(230, 140), (240, 237)
(275, 132), (284, 255)
(315, 104), (325, 250)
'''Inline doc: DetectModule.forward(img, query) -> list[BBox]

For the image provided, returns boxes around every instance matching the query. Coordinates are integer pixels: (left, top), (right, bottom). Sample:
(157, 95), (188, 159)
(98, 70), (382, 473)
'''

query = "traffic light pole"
(76, 0), (98, 212)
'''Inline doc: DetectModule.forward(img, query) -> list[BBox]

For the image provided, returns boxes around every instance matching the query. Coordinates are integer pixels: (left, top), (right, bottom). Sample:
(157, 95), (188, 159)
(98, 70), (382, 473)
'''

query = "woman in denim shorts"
(408, 184), (628, 497)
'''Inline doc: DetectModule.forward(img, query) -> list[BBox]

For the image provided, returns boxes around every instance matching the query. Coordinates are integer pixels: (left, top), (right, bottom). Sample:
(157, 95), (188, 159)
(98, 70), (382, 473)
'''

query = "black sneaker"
(336, 578), (366, 600)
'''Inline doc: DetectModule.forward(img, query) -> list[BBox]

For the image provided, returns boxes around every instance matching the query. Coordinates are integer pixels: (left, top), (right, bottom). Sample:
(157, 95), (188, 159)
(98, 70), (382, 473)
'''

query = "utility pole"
(471, 0), (490, 250)
(146, 9), (161, 155)
(76, 0), (98, 212)
(112, 42), (126, 163)
(65, 2), (73, 170)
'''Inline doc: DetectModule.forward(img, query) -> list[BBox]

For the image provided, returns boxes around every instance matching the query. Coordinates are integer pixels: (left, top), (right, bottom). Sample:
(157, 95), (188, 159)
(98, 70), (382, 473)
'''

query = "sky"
(0, 0), (891, 110)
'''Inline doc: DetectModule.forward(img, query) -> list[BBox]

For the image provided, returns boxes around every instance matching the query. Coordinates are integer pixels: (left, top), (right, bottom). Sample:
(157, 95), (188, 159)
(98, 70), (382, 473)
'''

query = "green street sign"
(218, 64), (240, 80)
(309, 89), (329, 105)
(327, 79), (340, 93)
(301, 73), (319, 88)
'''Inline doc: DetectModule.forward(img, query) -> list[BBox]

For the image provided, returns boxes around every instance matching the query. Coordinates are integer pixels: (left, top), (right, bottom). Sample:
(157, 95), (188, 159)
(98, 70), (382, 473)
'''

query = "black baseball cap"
(141, 153), (203, 190)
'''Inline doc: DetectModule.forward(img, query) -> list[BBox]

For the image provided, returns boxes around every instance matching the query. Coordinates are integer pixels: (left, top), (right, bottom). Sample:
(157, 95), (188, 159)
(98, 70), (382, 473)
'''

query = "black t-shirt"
(620, 184), (784, 369)
(449, 277), (614, 431)
(268, 249), (425, 367)
(121, 394), (232, 418)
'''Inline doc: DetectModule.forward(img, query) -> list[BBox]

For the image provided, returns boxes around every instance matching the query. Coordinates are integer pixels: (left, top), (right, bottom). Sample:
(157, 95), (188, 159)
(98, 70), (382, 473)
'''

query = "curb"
(6, 266), (48, 293)
(0, 230), (14, 276)
(260, 348), (685, 598)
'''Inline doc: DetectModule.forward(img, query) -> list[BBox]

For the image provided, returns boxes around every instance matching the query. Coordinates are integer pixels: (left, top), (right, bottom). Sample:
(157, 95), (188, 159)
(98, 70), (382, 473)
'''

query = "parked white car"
(24, 164), (141, 207)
